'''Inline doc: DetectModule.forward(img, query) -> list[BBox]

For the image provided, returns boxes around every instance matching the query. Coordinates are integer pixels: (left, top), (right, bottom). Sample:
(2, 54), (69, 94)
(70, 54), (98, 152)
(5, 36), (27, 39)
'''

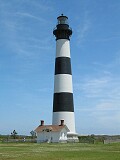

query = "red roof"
(35, 125), (69, 133)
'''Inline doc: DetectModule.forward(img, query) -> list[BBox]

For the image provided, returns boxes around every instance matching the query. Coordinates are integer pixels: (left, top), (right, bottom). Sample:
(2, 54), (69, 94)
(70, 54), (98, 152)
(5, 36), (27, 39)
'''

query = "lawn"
(0, 142), (120, 160)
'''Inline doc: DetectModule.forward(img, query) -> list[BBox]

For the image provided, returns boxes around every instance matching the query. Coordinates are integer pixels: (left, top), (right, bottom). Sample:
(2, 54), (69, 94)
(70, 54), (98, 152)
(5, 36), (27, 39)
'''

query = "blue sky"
(0, 0), (120, 135)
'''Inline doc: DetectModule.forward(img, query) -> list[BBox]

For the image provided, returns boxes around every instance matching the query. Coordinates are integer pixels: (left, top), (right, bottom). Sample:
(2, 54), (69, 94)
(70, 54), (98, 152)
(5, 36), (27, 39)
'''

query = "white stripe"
(56, 39), (70, 58)
(54, 74), (73, 93)
(52, 112), (76, 133)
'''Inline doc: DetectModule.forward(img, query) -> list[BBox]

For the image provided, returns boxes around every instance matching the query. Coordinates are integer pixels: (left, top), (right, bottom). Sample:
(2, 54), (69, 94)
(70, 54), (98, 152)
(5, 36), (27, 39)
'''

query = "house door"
(44, 132), (51, 142)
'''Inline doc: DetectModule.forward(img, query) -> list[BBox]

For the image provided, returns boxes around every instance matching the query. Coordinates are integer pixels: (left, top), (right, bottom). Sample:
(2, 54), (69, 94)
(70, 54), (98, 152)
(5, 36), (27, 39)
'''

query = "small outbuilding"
(35, 120), (69, 143)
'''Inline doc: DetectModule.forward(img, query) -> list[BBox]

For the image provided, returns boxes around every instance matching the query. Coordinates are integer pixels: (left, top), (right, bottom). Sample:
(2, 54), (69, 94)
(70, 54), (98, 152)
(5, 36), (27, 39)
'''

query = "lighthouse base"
(67, 132), (79, 142)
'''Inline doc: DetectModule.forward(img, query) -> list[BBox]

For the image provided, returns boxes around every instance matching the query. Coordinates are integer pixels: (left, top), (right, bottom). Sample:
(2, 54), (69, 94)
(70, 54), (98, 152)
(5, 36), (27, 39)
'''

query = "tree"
(11, 130), (17, 139)
(30, 130), (36, 139)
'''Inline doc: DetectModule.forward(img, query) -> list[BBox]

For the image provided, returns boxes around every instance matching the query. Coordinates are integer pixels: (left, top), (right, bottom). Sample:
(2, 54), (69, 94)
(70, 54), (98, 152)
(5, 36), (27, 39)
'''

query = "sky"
(0, 0), (120, 135)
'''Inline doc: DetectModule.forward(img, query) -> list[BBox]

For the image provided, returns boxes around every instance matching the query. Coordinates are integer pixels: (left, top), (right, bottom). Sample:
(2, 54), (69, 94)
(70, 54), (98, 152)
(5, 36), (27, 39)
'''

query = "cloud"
(77, 74), (120, 105)
(94, 35), (120, 42)
(92, 101), (120, 128)
(74, 61), (120, 133)
(76, 99), (120, 134)
(76, 75), (111, 98)
(0, 1), (54, 57)
(16, 12), (47, 23)
(76, 11), (91, 45)
(74, 52), (120, 99)
(29, 0), (53, 12)
(96, 101), (120, 111)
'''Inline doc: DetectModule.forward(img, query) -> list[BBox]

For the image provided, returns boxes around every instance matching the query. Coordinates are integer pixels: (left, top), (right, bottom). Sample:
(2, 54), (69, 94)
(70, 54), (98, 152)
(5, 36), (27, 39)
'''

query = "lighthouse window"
(58, 17), (68, 25)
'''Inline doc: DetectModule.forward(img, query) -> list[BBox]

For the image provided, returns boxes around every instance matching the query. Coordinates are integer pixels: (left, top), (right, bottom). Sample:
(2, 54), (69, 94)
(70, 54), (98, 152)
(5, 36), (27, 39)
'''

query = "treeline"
(0, 134), (36, 143)
(0, 130), (36, 142)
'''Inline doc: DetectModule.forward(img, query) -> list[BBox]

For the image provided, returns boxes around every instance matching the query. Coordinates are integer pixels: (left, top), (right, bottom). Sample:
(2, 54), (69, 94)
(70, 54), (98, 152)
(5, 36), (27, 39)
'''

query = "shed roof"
(35, 125), (69, 133)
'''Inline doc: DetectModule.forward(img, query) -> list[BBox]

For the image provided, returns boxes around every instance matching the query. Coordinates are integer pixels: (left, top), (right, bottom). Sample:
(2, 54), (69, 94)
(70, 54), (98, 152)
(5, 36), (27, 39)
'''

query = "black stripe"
(55, 57), (72, 75)
(53, 24), (72, 40)
(53, 92), (74, 112)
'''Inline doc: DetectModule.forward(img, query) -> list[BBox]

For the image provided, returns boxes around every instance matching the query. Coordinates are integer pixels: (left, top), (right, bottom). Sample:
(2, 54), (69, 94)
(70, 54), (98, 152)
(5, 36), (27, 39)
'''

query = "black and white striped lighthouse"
(52, 14), (78, 140)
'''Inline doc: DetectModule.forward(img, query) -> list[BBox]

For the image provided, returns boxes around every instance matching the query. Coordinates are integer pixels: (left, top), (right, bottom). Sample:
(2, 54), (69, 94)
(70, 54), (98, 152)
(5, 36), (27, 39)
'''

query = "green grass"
(0, 142), (120, 160)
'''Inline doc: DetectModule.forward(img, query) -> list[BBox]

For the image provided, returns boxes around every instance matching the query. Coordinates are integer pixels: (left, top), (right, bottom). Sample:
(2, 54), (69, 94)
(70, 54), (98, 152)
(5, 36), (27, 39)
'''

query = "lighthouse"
(52, 14), (78, 141)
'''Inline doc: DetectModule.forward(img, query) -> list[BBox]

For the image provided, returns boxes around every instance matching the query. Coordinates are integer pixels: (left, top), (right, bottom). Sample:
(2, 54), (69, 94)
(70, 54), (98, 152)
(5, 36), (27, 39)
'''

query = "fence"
(104, 139), (120, 144)
(2, 139), (37, 143)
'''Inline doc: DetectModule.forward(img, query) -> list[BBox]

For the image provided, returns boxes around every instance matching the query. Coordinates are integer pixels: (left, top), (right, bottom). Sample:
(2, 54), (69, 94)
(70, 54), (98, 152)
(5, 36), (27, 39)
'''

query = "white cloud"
(74, 64), (120, 133)
(92, 102), (120, 128)
(29, 0), (53, 12)
(16, 12), (47, 23)
(94, 35), (120, 42)
(78, 76), (111, 98)
(76, 99), (120, 134)
(96, 101), (120, 111)
(0, 1), (53, 57)
(76, 11), (91, 45)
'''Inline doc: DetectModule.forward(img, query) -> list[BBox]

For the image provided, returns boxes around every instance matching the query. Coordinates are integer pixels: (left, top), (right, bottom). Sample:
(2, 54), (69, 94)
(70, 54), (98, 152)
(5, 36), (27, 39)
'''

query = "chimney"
(40, 120), (44, 126)
(60, 120), (64, 126)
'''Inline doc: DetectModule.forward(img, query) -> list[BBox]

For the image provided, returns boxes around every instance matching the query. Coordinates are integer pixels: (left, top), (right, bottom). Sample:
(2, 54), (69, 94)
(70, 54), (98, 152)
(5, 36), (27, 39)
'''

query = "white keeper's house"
(35, 120), (69, 143)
